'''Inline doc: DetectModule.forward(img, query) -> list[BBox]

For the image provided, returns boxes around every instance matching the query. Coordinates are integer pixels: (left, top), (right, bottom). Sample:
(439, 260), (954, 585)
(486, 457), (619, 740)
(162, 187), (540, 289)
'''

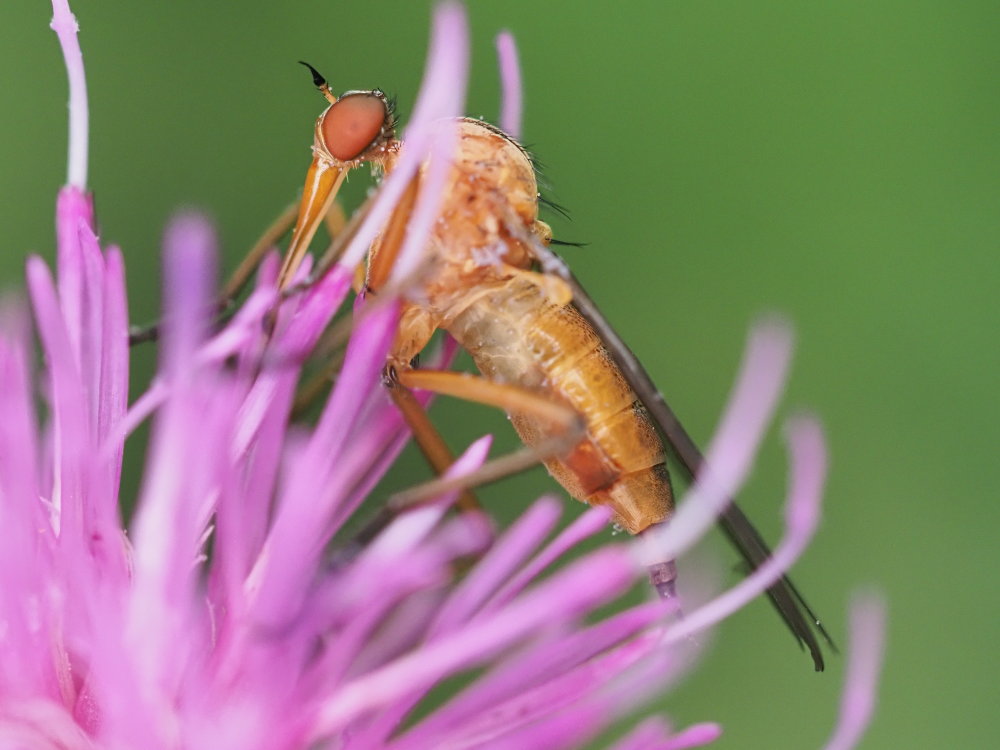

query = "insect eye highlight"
(320, 92), (390, 162)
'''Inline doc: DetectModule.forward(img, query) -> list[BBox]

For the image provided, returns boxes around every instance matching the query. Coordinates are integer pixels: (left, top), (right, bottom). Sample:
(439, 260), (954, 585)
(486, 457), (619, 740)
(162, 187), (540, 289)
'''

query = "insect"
(265, 62), (833, 670)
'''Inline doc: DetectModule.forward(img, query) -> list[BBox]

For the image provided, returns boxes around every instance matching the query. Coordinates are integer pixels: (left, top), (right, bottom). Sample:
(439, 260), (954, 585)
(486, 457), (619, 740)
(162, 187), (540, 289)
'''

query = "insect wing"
(527, 239), (834, 670)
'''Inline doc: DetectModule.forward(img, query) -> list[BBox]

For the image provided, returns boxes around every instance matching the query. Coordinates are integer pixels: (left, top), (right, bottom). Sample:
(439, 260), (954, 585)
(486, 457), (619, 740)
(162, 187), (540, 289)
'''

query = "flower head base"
(0, 2), (886, 748)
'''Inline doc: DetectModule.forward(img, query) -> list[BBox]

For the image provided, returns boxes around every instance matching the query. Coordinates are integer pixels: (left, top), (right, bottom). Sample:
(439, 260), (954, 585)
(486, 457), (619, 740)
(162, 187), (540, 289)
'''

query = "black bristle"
(538, 193), (571, 220)
(549, 238), (589, 249)
(383, 92), (399, 129)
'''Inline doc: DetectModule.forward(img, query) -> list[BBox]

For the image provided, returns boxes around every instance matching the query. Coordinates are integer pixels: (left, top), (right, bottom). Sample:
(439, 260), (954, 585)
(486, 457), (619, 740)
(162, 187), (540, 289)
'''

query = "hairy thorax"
(388, 118), (554, 365)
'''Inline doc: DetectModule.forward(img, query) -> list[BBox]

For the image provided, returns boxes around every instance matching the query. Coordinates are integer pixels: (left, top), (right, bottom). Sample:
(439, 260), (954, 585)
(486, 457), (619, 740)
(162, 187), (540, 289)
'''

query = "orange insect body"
(265, 62), (829, 670)
(267, 66), (829, 669)
(372, 119), (673, 534)
(280, 72), (675, 534)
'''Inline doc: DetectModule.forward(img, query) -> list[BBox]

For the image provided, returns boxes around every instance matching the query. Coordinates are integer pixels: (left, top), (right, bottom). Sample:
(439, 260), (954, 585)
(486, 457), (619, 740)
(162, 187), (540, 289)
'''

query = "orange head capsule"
(300, 60), (396, 166)
(279, 64), (399, 287)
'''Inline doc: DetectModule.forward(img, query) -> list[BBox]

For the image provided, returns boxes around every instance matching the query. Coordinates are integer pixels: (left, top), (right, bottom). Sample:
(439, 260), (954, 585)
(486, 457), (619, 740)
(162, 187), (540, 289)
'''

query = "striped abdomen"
(446, 277), (673, 533)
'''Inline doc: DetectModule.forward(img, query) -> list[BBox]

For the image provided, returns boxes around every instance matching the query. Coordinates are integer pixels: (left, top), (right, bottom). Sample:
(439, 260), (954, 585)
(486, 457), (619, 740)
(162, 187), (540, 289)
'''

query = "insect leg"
(219, 200), (299, 303)
(290, 347), (347, 420)
(288, 173), (424, 420)
(397, 368), (577, 429)
(225, 197), (349, 304)
(384, 375), (481, 514)
(529, 241), (833, 670)
(128, 199), (347, 346)
(348, 366), (585, 548)
(383, 366), (585, 512)
(363, 173), (421, 293)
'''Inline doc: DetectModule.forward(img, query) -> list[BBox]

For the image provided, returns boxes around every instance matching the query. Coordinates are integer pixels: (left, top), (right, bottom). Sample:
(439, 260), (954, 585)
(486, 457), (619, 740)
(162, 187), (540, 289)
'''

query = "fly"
(264, 62), (835, 670)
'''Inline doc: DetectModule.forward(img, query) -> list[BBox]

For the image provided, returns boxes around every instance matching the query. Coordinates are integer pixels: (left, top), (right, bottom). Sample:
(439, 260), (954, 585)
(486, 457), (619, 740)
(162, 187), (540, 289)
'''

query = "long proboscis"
(529, 239), (836, 671)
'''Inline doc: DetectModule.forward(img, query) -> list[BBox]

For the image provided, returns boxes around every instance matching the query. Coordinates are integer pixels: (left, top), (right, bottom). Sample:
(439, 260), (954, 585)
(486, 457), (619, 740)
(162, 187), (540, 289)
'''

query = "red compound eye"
(321, 93), (387, 161)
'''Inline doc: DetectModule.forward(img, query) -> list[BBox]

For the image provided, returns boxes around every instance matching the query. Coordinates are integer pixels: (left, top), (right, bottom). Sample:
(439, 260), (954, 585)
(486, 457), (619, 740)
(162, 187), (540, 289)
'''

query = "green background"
(2, 1), (997, 747)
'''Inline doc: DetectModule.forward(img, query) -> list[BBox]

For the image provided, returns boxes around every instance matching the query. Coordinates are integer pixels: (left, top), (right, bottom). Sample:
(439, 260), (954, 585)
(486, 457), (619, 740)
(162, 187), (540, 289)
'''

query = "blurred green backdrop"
(2, 1), (997, 747)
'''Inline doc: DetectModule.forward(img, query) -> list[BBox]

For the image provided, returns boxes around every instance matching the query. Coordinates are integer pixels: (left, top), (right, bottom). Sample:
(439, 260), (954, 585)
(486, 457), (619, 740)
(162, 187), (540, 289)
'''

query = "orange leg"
(363, 173), (421, 293)
(395, 368), (577, 431)
(324, 196), (348, 239)
(128, 199), (347, 346)
(290, 348), (347, 420)
(221, 200), (299, 303)
(288, 175), (424, 416)
(383, 366), (585, 512)
(226, 197), (348, 302)
(384, 377), (480, 513)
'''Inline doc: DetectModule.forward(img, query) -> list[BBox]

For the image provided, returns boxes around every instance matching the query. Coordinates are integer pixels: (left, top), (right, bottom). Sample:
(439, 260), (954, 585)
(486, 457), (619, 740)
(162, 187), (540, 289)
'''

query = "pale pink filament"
(496, 31), (523, 138)
(823, 592), (887, 750)
(661, 415), (826, 644)
(50, 0), (89, 189)
(336, 2), (469, 274)
(636, 318), (794, 566)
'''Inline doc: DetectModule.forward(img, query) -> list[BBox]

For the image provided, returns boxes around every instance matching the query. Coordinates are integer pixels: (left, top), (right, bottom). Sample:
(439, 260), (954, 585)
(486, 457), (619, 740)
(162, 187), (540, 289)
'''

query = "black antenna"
(298, 60), (328, 91)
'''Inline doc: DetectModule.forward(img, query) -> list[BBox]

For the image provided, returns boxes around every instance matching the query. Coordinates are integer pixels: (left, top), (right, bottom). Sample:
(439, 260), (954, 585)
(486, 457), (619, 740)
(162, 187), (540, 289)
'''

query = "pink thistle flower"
(0, 2), (886, 748)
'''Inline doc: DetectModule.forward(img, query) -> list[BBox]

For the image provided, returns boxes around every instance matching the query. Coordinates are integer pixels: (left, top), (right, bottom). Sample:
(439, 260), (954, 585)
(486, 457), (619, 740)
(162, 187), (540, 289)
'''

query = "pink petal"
(249, 300), (399, 628)
(486, 505), (614, 610)
(312, 547), (637, 737)
(336, 334), (461, 521)
(399, 601), (672, 750)
(304, 437), (493, 690)
(158, 213), (217, 375)
(54, 186), (94, 365)
(428, 496), (563, 635)
(456, 644), (675, 750)
(97, 245), (128, 502)
(232, 265), (351, 458)
(26, 256), (88, 539)
(657, 723), (724, 750)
